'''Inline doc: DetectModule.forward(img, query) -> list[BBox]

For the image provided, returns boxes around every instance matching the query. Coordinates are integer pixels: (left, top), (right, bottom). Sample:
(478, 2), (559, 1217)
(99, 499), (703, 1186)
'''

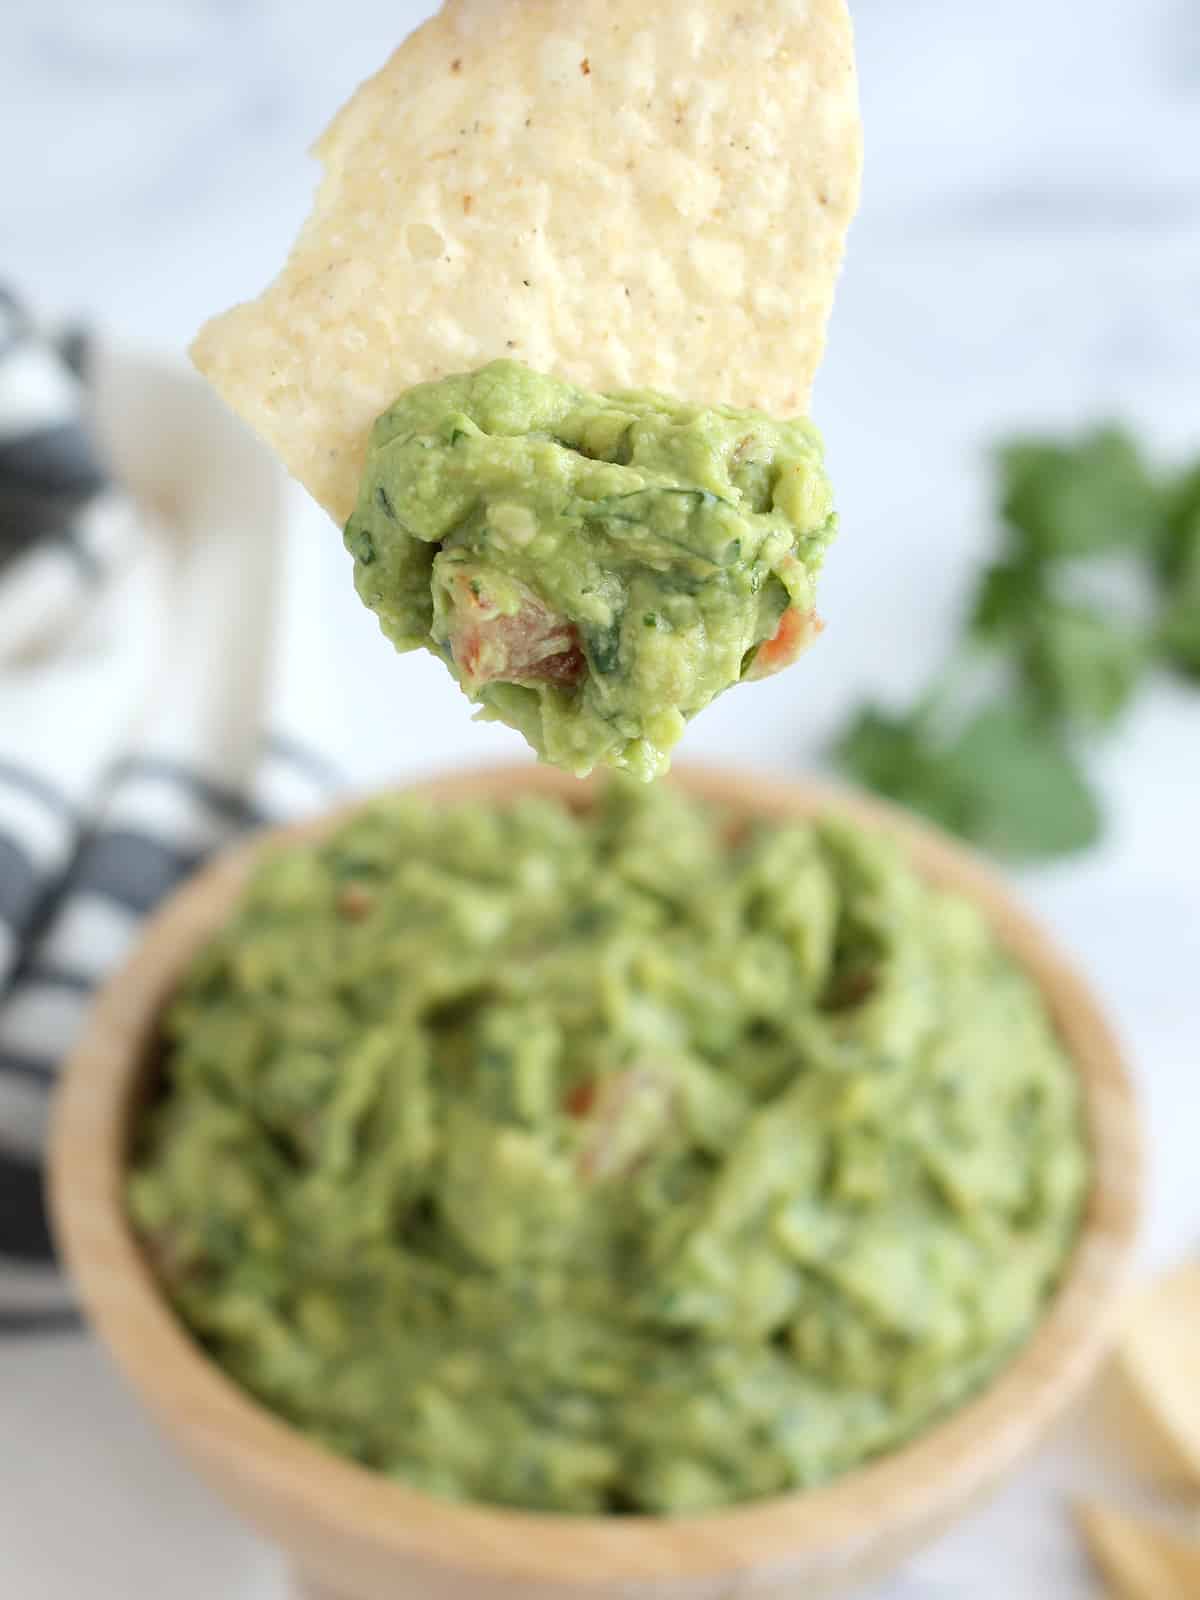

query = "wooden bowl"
(50, 764), (1142, 1600)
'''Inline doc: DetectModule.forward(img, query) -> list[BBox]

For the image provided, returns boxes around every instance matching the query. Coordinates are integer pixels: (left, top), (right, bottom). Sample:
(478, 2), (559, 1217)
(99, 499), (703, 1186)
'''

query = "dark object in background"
(0, 289), (103, 579)
(833, 426), (1200, 861)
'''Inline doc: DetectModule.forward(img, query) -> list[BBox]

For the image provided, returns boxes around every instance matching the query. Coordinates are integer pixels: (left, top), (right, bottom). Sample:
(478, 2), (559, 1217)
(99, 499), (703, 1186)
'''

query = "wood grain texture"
(49, 763), (1143, 1600)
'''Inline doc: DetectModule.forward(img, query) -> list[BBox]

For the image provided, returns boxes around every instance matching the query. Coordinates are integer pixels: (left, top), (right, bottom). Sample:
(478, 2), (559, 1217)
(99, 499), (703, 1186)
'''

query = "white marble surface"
(3, 2), (1200, 1597)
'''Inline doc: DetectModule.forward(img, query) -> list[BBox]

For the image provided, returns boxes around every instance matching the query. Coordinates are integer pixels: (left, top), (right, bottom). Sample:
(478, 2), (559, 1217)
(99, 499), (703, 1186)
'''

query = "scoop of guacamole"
(129, 784), (1087, 1515)
(343, 362), (836, 780)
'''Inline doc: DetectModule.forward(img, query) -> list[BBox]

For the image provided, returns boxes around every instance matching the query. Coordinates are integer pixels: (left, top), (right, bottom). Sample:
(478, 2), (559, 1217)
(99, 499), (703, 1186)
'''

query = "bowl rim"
(50, 761), (1142, 1587)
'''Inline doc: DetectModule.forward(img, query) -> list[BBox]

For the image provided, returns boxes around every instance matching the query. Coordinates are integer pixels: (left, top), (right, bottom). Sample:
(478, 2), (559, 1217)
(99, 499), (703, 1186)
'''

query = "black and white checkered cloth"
(0, 290), (342, 1331)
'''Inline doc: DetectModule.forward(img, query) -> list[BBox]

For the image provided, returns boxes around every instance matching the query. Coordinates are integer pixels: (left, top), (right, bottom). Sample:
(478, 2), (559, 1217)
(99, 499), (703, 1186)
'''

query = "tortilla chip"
(1076, 1502), (1200, 1600)
(192, 0), (861, 522)
(1107, 1263), (1200, 1489)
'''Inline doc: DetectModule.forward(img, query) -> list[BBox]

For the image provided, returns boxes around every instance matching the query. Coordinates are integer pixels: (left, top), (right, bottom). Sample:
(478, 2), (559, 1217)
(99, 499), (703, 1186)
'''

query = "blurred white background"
(1, 2), (1198, 1596)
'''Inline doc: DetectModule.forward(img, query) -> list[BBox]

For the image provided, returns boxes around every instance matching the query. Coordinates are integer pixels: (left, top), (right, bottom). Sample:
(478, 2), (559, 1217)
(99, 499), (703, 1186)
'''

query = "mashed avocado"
(129, 784), (1087, 1515)
(343, 362), (836, 780)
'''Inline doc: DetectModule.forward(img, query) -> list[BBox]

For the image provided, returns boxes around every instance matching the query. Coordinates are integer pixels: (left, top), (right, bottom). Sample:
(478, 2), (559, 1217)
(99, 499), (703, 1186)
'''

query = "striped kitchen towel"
(0, 290), (342, 1331)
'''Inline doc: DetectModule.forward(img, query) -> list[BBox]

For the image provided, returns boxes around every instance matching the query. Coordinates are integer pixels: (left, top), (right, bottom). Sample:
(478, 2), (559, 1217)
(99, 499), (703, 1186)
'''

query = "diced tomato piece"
(445, 573), (584, 689)
(563, 1078), (598, 1118)
(528, 640), (587, 684)
(336, 883), (375, 921)
(745, 606), (823, 680)
(572, 1068), (675, 1182)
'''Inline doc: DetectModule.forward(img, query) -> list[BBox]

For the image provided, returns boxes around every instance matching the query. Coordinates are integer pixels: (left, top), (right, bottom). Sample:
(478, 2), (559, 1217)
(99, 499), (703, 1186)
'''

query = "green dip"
(343, 362), (836, 780)
(129, 783), (1087, 1515)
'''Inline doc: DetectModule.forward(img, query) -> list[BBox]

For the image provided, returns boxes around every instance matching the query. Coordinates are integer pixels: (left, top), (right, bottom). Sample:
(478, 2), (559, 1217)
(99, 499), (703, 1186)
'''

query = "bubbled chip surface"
(192, 0), (862, 523)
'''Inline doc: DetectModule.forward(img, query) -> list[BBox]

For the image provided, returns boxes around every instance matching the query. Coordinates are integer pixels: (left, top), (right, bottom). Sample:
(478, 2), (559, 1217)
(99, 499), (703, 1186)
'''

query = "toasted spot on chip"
(192, 0), (861, 524)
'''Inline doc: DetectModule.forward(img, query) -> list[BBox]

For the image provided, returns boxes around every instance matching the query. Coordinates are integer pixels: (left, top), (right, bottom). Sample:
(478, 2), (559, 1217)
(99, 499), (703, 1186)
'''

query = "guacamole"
(343, 362), (836, 780)
(129, 784), (1087, 1515)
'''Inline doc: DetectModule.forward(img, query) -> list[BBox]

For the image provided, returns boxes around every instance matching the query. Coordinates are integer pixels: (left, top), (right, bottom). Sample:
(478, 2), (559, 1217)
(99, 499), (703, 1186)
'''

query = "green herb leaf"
(1163, 462), (1200, 579)
(833, 421), (1193, 861)
(344, 520), (376, 567)
(1022, 600), (1148, 728)
(971, 561), (1148, 727)
(942, 704), (1101, 859)
(998, 426), (1163, 559)
(832, 707), (972, 838)
(582, 617), (623, 675)
(832, 701), (1100, 860)
(969, 558), (1045, 644)
(1157, 506), (1200, 678)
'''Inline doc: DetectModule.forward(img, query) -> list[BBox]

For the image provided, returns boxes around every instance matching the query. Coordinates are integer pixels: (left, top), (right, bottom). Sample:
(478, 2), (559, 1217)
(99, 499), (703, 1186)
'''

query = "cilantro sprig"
(1160, 463), (1200, 678)
(832, 426), (1199, 860)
